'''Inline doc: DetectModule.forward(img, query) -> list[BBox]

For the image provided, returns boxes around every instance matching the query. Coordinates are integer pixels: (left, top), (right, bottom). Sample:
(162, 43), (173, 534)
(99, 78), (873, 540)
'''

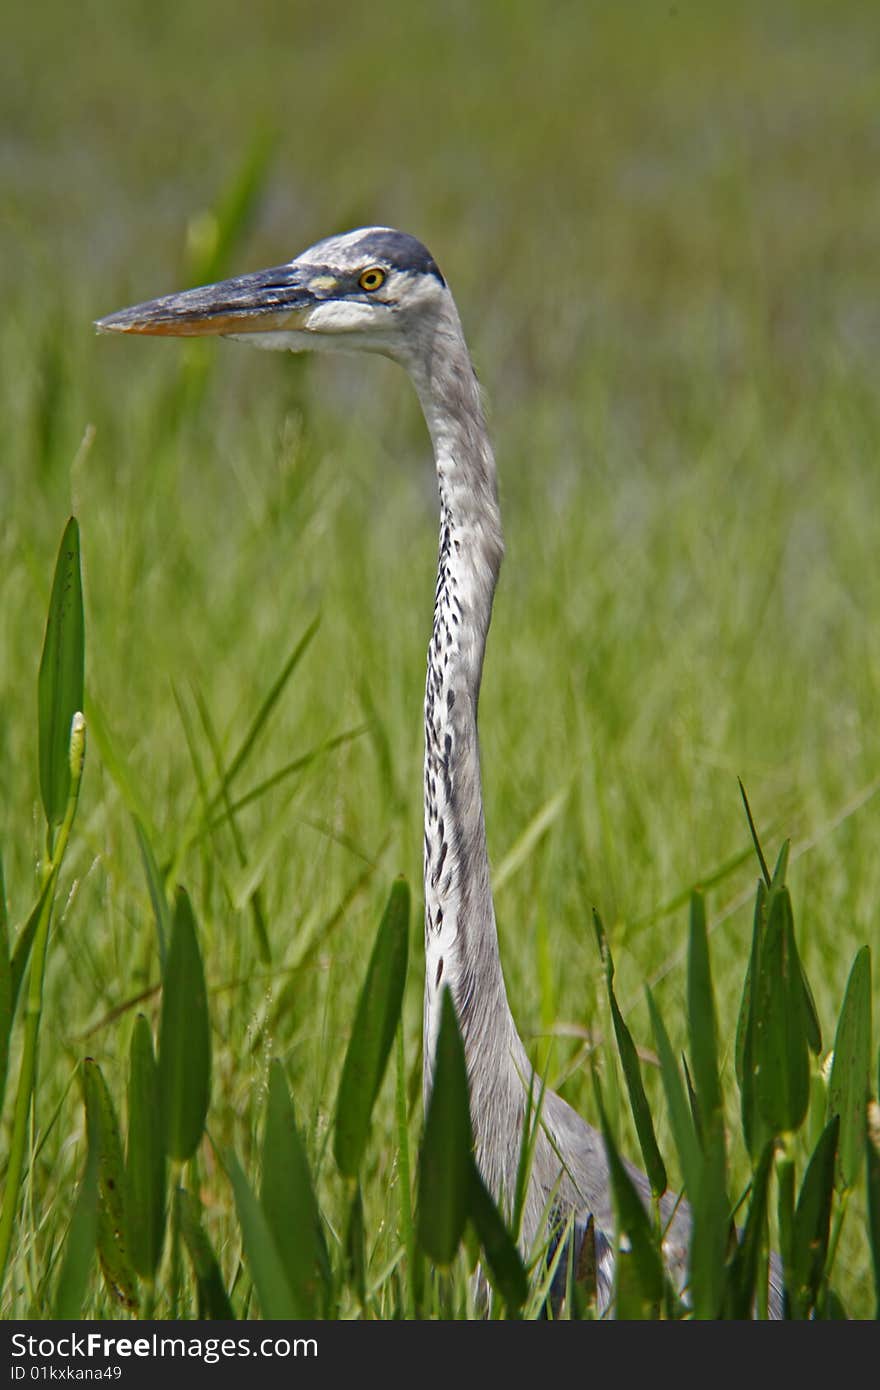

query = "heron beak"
(95, 263), (320, 337)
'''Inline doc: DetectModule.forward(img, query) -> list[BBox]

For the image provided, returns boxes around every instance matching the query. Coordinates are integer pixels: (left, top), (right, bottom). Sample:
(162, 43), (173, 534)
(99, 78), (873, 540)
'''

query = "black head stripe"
(355, 230), (445, 287)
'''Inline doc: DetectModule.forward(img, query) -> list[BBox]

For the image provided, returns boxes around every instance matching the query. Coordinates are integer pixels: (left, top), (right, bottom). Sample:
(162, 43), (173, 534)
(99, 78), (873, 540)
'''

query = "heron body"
(98, 225), (779, 1316)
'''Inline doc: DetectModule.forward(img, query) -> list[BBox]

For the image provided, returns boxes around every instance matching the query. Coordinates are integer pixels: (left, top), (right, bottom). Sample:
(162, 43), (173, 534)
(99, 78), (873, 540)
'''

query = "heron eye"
(358, 267), (386, 292)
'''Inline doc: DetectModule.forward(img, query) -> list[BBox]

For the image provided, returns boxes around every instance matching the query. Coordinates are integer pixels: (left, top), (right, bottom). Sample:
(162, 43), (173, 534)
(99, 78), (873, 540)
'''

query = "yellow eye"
(358, 266), (386, 292)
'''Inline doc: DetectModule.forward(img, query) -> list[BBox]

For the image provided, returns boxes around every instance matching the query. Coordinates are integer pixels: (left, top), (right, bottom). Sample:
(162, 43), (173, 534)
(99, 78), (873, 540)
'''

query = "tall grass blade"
(512, 1070), (548, 1243)
(8, 878), (53, 1021)
(38, 517), (84, 833)
(334, 879), (409, 1177)
(417, 989), (473, 1265)
(261, 1059), (330, 1316)
(178, 1188), (234, 1320)
(125, 1015), (166, 1279)
(271, 849), (386, 1021)
(468, 1168), (528, 1313)
(0, 715), (84, 1290)
(630, 842), (756, 932)
(81, 1058), (139, 1310)
(358, 677), (399, 811)
(205, 725), (368, 831)
(645, 986), (700, 1198)
(686, 891), (722, 1122)
(214, 615), (321, 805)
(611, 989), (667, 1198)
(770, 838), (790, 886)
(791, 1115), (839, 1317)
(724, 1140), (774, 1318)
(827, 945), (872, 1190)
(735, 878), (765, 1089)
(738, 779), (771, 887)
(594, 1076), (664, 1316)
(31, 316), (66, 474)
(171, 681), (213, 858)
(164, 134), (275, 422)
(158, 888), (211, 1161)
(689, 1115), (728, 1319)
(226, 1151), (298, 1319)
(492, 786), (569, 893)
(187, 130), (275, 288)
(594, 910), (666, 1197)
(132, 816), (170, 972)
(682, 1054), (702, 1145)
(685, 892), (729, 1316)
(190, 679), (271, 962)
(85, 694), (154, 831)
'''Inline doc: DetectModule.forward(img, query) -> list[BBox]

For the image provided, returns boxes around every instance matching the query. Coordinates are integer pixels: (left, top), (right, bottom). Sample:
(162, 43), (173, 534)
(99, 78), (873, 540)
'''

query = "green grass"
(2, 0), (879, 1317)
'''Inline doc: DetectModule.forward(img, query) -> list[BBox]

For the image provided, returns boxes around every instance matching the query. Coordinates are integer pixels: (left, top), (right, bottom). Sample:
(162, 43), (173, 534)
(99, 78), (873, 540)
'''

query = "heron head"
(95, 226), (452, 369)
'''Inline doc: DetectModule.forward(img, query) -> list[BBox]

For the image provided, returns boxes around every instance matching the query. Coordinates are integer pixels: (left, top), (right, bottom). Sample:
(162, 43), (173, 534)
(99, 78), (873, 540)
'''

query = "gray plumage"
(97, 225), (782, 1317)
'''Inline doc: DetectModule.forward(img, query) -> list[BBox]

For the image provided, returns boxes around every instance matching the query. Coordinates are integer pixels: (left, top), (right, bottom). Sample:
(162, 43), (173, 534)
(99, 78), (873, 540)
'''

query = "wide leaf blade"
(753, 885), (809, 1134)
(416, 989), (473, 1265)
(178, 1188), (234, 1320)
(82, 1058), (138, 1310)
(827, 945), (872, 1190)
(53, 1138), (99, 1319)
(468, 1166), (528, 1313)
(262, 1059), (330, 1316)
(345, 1183), (367, 1310)
(395, 1026), (421, 1316)
(791, 1115), (839, 1317)
(0, 853), (10, 1113)
(226, 1151), (298, 1319)
(158, 888), (211, 1161)
(38, 516), (85, 829)
(334, 879), (409, 1176)
(738, 880), (773, 1159)
(125, 1015), (166, 1279)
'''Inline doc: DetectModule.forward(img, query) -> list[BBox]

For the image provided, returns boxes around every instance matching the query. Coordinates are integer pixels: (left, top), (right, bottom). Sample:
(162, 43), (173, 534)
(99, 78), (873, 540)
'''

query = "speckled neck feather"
(404, 300), (539, 1213)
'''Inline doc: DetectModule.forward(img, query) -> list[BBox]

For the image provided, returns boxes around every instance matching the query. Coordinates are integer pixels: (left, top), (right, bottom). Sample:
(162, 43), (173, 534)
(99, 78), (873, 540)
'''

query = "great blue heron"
(97, 225), (781, 1317)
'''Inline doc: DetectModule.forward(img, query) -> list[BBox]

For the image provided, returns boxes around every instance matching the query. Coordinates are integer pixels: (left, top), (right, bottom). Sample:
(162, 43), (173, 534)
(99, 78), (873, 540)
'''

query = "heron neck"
(409, 323), (526, 1113)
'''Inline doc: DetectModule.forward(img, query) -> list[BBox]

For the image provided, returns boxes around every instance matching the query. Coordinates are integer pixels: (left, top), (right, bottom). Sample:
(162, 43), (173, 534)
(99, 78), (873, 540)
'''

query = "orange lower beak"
(96, 263), (317, 338)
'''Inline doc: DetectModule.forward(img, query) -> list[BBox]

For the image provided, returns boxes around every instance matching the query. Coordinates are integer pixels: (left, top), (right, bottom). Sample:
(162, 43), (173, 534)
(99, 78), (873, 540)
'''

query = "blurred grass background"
(2, 0), (879, 1314)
